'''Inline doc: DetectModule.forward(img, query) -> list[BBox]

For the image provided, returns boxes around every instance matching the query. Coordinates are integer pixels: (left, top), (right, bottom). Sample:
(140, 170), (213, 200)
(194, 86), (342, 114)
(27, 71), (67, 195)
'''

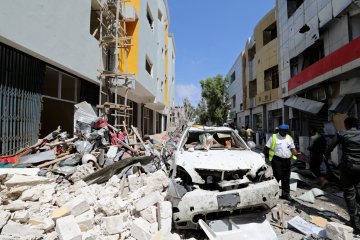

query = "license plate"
(217, 193), (241, 209)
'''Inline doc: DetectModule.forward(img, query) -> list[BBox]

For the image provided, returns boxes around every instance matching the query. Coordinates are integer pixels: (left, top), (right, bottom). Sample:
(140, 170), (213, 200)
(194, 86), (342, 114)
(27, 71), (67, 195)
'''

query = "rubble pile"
(0, 102), (182, 239)
(0, 169), (183, 240)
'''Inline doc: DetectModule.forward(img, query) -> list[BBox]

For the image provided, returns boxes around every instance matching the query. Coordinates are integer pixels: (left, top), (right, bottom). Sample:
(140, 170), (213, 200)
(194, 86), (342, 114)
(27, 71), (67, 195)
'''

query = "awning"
(284, 96), (324, 114)
(329, 94), (359, 113)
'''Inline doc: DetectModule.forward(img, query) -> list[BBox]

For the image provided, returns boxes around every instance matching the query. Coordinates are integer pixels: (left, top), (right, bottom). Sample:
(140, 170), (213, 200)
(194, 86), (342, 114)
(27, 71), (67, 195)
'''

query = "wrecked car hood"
(176, 149), (265, 172)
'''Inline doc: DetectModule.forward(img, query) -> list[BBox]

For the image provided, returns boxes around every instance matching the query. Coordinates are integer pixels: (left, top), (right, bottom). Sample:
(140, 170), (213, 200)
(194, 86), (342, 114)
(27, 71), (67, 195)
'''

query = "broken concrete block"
(150, 222), (159, 234)
(95, 197), (121, 216)
(39, 184), (56, 203)
(78, 186), (98, 206)
(51, 206), (71, 220)
(143, 170), (169, 189)
(5, 174), (52, 187)
(140, 206), (157, 224)
(130, 217), (152, 240)
(1, 220), (43, 238)
(0, 210), (11, 229)
(7, 185), (30, 200)
(159, 201), (172, 233)
(3, 200), (27, 211)
(30, 217), (55, 232)
(0, 168), (40, 176)
(12, 210), (30, 223)
(65, 194), (90, 217)
(20, 186), (41, 201)
(326, 222), (353, 240)
(75, 209), (94, 232)
(135, 191), (162, 212)
(102, 214), (128, 235)
(128, 174), (143, 192)
(55, 215), (82, 240)
(97, 185), (119, 199)
(44, 231), (58, 240)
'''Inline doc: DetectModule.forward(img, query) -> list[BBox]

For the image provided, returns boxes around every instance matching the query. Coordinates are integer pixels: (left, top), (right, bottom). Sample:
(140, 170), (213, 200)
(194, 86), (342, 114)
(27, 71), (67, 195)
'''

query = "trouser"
(340, 162), (360, 230)
(271, 156), (291, 197)
(310, 154), (323, 177)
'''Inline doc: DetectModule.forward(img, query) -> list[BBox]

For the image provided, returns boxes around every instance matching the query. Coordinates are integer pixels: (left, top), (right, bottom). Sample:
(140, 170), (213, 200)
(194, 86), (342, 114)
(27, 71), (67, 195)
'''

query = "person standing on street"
(308, 126), (327, 179)
(325, 117), (360, 232)
(263, 124), (299, 201)
(239, 125), (247, 141)
(245, 125), (254, 141)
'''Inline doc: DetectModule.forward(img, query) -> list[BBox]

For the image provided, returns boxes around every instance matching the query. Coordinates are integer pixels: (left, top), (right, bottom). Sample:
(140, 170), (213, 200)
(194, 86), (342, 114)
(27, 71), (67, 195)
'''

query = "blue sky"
(168, 0), (276, 106)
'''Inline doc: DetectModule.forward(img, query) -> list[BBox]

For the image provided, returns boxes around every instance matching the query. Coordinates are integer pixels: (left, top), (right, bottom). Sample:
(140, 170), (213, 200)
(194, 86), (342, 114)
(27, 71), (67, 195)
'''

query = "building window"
(264, 66), (279, 91)
(249, 79), (257, 98)
(146, 5), (154, 30)
(145, 56), (153, 76)
(232, 95), (236, 108)
(289, 41), (324, 77)
(230, 71), (236, 83)
(287, 0), (304, 18)
(263, 22), (277, 46)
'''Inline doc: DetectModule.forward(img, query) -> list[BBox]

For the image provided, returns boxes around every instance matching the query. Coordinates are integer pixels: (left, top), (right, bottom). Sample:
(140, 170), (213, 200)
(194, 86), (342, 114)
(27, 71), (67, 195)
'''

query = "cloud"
(175, 83), (201, 106)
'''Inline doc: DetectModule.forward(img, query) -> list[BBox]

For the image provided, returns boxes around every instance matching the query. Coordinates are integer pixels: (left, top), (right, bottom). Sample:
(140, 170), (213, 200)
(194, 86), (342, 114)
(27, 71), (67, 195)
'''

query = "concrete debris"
(64, 194), (90, 217)
(4, 174), (52, 187)
(12, 210), (30, 223)
(3, 200), (28, 211)
(297, 188), (326, 204)
(325, 222), (353, 240)
(0, 210), (11, 229)
(102, 214), (128, 234)
(288, 216), (326, 237)
(1, 220), (44, 238)
(131, 217), (153, 240)
(135, 191), (162, 212)
(55, 215), (82, 240)
(0, 168), (40, 176)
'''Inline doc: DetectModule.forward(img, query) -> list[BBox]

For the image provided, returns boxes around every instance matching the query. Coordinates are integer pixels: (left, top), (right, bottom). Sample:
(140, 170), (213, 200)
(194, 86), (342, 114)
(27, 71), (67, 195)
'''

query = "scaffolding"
(96, 0), (136, 129)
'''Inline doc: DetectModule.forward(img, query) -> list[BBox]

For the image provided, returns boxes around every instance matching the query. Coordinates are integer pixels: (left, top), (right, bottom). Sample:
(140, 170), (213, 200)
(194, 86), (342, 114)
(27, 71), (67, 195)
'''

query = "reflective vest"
(269, 134), (297, 161)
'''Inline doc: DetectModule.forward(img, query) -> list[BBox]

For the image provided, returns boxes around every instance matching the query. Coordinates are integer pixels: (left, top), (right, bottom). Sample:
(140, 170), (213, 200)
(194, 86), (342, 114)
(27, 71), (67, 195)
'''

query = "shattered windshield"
(182, 130), (247, 150)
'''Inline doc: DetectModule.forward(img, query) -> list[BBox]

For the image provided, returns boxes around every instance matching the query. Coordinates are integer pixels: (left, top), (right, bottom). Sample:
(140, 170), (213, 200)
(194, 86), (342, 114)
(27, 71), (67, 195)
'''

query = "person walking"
(308, 126), (327, 178)
(263, 124), (299, 201)
(325, 117), (360, 232)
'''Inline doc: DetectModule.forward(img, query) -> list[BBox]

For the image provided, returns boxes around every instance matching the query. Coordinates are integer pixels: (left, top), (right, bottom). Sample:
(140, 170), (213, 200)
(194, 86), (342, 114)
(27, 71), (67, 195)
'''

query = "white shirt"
(266, 133), (295, 159)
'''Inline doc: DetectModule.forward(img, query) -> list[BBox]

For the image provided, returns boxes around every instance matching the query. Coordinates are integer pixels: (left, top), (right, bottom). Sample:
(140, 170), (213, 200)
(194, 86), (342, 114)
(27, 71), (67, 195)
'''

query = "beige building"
(240, 8), (283, 140)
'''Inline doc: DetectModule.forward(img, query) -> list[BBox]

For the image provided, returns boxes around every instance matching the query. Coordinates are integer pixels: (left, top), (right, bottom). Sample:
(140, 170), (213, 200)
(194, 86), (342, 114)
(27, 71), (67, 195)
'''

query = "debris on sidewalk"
(297, 188), (326, 204)
(288, 216), (326, 237)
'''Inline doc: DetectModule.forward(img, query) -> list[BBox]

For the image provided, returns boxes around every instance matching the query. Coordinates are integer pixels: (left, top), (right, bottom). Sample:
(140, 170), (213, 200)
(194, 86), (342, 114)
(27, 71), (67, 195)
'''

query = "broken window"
(145, 56), (153, 76)
(249, 80), (257, 98)
(287, 0), (304, 18)
(146, 5), (154, 30)
(264, 65), (279, 91)
(230, 71), (236, 83)
(232, 95), (236, 108)
(263, 22), (277, 46)
(290, 41), (324, 77)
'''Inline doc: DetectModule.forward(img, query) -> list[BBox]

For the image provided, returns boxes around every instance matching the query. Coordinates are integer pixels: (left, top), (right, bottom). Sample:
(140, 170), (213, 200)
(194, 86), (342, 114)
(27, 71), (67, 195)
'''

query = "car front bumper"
(173, 179), (279, 229)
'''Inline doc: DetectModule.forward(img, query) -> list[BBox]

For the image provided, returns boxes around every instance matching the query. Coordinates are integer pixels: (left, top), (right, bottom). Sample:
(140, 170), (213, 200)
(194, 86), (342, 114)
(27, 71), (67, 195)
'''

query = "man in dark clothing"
(308, 126), (327, 177)
(326, 117), (360, 232)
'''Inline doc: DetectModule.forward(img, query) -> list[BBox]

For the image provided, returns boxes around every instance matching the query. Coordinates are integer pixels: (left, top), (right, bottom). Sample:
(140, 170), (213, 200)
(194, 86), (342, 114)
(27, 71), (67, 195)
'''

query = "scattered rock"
(51, 206), (71, 220)
(3, 200), (27, 211)
(12, 210), (30, 223)
(55, 215), (82, 240)
(0, 210), (11, 229)
(1, 220), (43, 238)
(326, 222), (353, 240)
(102, 214), (128, 235)
(135, 191), (162, 212)
(131, 217), (153, 240)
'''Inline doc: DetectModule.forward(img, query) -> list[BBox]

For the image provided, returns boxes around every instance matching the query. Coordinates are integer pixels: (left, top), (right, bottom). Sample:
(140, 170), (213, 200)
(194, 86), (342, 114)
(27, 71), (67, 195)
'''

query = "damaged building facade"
(227, 0), (360, 152)
(0, 0), (175, 155)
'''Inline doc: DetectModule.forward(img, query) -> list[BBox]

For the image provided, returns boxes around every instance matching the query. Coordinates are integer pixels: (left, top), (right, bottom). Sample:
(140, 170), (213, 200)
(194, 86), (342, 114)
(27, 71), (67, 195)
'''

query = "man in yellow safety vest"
(263, 124), (299, 202)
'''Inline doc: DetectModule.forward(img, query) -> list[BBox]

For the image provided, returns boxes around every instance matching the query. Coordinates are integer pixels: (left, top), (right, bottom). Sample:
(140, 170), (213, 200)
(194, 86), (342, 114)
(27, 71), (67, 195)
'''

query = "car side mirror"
(247, 141), (256, 150)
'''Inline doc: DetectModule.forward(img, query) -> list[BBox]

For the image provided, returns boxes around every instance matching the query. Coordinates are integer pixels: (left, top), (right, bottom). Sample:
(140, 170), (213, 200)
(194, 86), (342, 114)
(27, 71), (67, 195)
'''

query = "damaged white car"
(167, 126), (279, 229)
